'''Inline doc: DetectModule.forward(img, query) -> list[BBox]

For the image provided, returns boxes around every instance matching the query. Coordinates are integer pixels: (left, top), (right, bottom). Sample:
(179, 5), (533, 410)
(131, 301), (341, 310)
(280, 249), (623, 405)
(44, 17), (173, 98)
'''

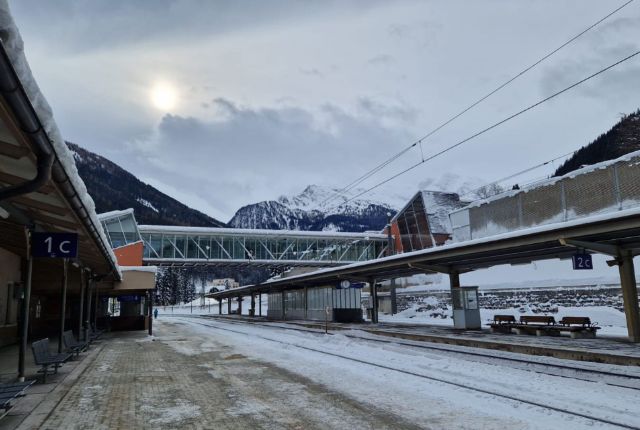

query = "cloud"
(367, 54), (394, 66)
(125, 98), (414, 221)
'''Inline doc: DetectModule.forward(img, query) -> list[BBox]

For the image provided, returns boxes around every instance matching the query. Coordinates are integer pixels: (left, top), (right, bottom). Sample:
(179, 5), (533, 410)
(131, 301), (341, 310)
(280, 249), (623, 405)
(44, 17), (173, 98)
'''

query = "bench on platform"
(556, 317), (600, 339)
(488, 314), (601, 339)
(0, 381), (35, 420)
(488, 315), (517, 333)
(31, 338), (72, 383)
(63, 330), (89, 358)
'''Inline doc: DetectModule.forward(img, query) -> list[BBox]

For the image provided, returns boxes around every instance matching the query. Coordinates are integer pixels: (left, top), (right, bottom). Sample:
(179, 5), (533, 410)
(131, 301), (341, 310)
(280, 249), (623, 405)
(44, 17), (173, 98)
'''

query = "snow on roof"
(0, 3), (120, 277)
(392, 190), (467, 234)
(120, 266), (158, 274)
(137, 225), (387, 239)
(457, 149), (640, 211)
(421, 191), (468, 234)
(97, 208), (135, 221)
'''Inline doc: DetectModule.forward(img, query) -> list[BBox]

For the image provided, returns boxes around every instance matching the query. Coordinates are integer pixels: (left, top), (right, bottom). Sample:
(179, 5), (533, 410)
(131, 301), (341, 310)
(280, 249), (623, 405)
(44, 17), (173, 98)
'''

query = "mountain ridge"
(67, 142), (226, 227)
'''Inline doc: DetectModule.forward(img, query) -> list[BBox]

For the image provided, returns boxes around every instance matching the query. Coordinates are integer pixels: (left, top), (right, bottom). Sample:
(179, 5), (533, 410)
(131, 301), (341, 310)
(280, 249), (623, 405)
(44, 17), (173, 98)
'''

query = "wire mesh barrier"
(450, 152), (640, 242)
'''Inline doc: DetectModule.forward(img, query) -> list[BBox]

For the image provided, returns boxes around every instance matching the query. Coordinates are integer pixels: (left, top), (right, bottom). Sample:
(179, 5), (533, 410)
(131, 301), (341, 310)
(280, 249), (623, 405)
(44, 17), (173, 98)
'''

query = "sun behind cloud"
(150, 82), (178, 111)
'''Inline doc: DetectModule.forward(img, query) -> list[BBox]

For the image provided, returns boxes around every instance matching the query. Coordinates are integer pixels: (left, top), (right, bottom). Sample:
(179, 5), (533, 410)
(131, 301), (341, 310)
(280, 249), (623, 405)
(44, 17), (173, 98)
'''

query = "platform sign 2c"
(572, 253), (593, 270)
(31, 232), (78, 258)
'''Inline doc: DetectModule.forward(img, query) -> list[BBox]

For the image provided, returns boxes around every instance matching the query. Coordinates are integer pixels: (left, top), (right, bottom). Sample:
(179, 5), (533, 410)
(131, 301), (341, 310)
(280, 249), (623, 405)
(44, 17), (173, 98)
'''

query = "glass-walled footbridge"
(97, 210), (388, 268)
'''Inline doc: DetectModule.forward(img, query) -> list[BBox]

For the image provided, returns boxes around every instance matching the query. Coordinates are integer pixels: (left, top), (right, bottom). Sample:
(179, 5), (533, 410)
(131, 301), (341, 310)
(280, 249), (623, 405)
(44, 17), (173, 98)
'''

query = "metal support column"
(78, 268), (86, 337)
(18, 229), (33, 381)
(258, 293), (262, 316)
(218, 298), (222, 315)
(93, 281), (99, 329)
(85, 278), (92, 342)
(281, 291), (286, 320)
(619, 252), (640, 342)
(227, 297), (231, 314)
(250, 294), (255, 316)
(370, 278), (378, 324)
(449, 271), (460, 289)
(58, 258), (69, 353)
(148, 292), (153, 336)
(237, 296), (242, 315)
(390, 278), (397, 315)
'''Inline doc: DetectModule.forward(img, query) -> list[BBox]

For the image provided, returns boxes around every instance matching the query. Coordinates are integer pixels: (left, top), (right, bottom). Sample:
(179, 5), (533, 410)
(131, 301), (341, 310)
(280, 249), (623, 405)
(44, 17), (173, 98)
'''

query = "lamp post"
(387, 212), (397, 315)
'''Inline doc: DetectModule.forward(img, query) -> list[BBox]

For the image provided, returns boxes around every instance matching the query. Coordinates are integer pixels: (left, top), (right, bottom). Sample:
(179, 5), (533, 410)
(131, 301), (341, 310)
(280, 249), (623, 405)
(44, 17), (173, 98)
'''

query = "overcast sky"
(9, 0), (640, 222)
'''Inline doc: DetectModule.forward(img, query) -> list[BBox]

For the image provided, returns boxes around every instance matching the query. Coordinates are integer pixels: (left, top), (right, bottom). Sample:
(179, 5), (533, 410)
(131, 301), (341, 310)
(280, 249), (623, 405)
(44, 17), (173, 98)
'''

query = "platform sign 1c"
(31, 232), (78, 258)
(572, 253), (593, 270)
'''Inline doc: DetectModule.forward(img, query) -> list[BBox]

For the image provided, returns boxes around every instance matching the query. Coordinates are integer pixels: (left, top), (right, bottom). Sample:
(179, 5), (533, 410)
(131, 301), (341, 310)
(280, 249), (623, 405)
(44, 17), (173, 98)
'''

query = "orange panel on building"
(113, 241), (144, 266)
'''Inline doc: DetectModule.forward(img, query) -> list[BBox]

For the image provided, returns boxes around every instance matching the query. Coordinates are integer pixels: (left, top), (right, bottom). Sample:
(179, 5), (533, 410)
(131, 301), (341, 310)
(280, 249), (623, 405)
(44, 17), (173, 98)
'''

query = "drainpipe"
(0, 42), (54, 201)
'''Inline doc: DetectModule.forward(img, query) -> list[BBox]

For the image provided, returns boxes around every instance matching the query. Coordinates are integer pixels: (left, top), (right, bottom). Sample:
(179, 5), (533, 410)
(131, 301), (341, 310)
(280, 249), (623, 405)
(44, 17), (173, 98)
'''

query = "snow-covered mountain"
(229, 185), (406, 232)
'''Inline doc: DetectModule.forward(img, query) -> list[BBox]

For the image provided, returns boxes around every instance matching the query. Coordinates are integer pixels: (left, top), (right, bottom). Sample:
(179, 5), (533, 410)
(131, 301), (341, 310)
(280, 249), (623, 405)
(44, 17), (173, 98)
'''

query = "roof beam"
(0, 140), (29, 159)
(559, 238), (640, 257)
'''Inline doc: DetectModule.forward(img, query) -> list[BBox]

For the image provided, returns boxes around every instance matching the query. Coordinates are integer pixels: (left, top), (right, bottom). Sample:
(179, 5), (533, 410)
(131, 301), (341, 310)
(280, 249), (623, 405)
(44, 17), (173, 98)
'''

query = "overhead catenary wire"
(328, 48), (640, 209)
(320, 0), (635, 206)
(459, 150), (576, 199)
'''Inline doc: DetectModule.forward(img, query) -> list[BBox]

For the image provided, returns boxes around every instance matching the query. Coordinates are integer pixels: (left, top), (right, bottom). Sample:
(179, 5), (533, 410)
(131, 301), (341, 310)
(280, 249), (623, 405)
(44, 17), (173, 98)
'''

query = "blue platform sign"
(572, 253), (593, 270)
(31, 232), (78, 258)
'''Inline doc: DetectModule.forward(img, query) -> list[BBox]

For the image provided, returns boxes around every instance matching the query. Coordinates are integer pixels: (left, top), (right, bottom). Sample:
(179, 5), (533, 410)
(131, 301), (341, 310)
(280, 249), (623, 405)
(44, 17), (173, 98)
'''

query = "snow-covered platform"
(209, 315), (640, 366)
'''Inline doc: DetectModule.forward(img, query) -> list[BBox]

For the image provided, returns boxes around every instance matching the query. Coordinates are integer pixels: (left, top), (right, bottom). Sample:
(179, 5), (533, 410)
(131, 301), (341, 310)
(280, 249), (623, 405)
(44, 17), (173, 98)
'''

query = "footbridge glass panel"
(98, 209), (142, 249)
(138, 226), (387, 266)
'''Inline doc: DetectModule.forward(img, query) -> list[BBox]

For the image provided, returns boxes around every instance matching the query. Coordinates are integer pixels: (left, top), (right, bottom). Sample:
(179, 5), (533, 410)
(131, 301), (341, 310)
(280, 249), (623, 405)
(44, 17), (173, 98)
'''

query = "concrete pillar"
(58, 259), (69, 353)
(237, 296), (242, 315)
(619, 252), (640, 342)
(250, 294), (255, 316)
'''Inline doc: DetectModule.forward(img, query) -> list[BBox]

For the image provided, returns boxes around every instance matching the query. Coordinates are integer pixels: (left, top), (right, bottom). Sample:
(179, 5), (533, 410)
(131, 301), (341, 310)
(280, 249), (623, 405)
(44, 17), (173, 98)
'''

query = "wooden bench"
(63, 330), (89, 358)
(31, 339), (72, 383)
(557, 317), (600, 339)
(514, 315), (556, 336)
(488, 315), (516, 333)
(0, 381), (35, 420)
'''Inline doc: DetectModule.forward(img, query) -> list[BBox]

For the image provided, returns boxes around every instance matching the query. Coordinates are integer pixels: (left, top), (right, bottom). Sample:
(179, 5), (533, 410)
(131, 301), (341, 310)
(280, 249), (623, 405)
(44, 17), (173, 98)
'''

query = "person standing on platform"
(154, 308), (158, 319)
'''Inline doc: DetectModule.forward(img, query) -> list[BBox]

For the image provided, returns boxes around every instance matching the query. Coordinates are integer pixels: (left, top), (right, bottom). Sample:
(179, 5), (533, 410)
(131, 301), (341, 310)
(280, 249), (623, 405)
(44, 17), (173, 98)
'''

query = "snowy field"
(164, 317), (640, 429)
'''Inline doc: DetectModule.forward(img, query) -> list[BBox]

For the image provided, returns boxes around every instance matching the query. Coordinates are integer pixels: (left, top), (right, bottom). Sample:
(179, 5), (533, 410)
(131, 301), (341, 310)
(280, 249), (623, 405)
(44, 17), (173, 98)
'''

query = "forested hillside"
(554, 110), (640, 176)
(67, 142), (225, 227)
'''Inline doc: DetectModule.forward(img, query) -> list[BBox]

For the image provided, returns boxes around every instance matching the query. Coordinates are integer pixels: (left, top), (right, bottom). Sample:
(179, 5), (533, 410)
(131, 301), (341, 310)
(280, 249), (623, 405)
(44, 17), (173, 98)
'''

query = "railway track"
(169, 315), (640, 430)
(187, 315), (640, 390)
